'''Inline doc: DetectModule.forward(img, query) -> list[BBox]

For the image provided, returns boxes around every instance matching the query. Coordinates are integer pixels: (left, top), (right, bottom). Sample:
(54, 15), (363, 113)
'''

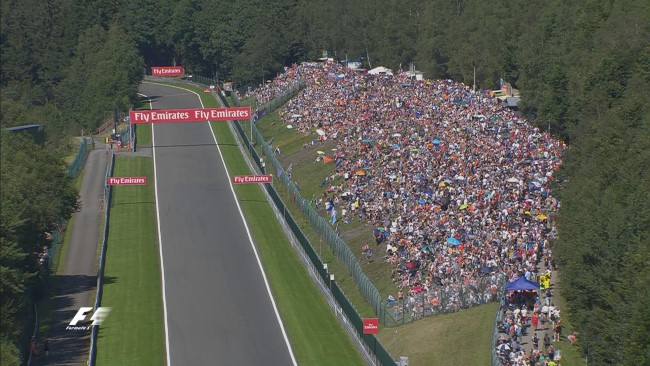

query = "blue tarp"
(505, 276), (540, 291)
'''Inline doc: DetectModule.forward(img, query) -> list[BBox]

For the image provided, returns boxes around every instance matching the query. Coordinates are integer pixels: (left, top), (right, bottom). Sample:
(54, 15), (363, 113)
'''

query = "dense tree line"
(1, 0), (648, 364)
(1, 0), (142, 362)
(0, 131), (78, 365)
(1, 0), (144, 148)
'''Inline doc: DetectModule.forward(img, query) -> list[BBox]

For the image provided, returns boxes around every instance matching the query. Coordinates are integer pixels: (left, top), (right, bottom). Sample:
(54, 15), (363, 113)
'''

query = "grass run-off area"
(377, 303), (497, 366)
(134, 94), (152, 147)
(96, 157), (165, 366)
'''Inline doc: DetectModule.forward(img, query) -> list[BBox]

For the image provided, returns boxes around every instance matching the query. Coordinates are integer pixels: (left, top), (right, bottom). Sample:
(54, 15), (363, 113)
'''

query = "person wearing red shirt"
(532, 313), (539, 330)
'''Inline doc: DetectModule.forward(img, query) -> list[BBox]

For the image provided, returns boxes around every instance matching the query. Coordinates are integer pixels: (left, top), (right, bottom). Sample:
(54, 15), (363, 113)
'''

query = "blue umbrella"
(433, 138), (441, 145)
(362, 138), (372, 143)
(418, 198), (426, 204)
(392, 144), (401, 149)
(447, 237), (461, 246)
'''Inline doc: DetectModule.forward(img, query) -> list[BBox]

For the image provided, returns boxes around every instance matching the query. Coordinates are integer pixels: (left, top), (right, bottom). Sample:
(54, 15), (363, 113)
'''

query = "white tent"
(368, 66), (394, 76)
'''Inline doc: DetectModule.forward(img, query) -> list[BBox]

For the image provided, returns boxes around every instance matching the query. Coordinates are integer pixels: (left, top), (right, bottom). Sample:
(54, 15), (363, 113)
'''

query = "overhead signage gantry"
(129, 106), (262, 184)
(129, 107), (251, 123)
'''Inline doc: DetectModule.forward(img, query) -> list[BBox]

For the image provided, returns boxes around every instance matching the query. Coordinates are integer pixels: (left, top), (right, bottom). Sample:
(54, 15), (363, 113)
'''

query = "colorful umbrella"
(447, 237), (461, 246)
(535, 214), (548, 220)
(459, 204), (468, 210)
(317, 151), (325, 156)
(356, 170), (366, 176)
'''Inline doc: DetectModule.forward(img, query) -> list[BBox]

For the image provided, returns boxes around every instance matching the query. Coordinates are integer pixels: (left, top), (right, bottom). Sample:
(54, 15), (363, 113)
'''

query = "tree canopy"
(0, 131), (78, 364)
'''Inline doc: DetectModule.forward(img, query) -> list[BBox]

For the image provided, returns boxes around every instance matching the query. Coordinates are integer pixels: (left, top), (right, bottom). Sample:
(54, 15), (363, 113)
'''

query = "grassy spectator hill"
(2, 0), (648, 364)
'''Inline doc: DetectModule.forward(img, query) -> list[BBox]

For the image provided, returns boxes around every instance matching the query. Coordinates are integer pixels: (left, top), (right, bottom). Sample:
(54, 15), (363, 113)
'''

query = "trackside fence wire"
(88, 151), (114, 366)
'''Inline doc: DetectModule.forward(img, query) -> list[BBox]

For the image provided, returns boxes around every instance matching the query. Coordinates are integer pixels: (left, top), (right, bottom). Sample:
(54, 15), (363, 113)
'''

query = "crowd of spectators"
(496, 266), (572, 366)
(245, 65), (308, 105)
(252, 61), (565, 321)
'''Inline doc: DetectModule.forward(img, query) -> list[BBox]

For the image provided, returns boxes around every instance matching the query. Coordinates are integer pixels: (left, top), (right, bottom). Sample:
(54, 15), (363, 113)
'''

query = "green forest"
(1, 0), (648, 364)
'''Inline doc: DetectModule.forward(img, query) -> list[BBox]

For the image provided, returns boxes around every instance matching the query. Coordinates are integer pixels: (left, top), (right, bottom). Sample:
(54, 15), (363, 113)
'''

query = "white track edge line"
(143, 89), (172, 366)
(144, 82), (297, 365)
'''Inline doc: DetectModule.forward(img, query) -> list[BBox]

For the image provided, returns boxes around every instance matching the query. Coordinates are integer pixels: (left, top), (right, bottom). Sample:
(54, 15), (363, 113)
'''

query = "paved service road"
(44, 143), (108, 366)
(139, 82), (295, 366)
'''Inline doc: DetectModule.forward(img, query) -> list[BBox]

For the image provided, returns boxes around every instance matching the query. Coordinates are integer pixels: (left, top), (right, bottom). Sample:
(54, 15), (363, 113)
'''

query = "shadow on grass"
(112, 201), (155, 207)
(238, 199), (269, 203)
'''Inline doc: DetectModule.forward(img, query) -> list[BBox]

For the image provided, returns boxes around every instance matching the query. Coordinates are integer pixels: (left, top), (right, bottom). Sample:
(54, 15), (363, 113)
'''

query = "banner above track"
(129, 107), (251, 123)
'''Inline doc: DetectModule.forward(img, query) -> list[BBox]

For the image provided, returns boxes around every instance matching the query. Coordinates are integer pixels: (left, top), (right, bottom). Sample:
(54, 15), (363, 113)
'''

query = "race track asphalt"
(139, 82), (295, 366)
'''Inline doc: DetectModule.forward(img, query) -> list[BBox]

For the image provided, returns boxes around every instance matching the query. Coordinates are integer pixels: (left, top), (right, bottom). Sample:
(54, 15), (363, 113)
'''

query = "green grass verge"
(135, 94), (152, 147)
(96, 157), (164, 366)
(135, 124), (151, 147)
(377, 303), (497, 365)
(146, 81), (365, 365)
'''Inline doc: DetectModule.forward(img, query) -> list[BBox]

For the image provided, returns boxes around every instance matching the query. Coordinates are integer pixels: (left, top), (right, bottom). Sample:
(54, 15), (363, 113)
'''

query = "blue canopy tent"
(505, 276), (540, 291)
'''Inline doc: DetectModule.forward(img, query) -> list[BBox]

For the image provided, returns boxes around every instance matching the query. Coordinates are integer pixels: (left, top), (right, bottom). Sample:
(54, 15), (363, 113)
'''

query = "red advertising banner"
(107, 177), (147, 186)
(129, 107), (251, 123)
(152, 66), (183, 77)
(232, 175), (273, 184)
(362, 318), (379, 334)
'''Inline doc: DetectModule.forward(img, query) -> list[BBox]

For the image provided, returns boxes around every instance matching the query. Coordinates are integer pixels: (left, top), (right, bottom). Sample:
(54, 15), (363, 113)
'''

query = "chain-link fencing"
(88, 150), (115, 366)
(47, 137), (91, 269)
(381, 274), (506, 326)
